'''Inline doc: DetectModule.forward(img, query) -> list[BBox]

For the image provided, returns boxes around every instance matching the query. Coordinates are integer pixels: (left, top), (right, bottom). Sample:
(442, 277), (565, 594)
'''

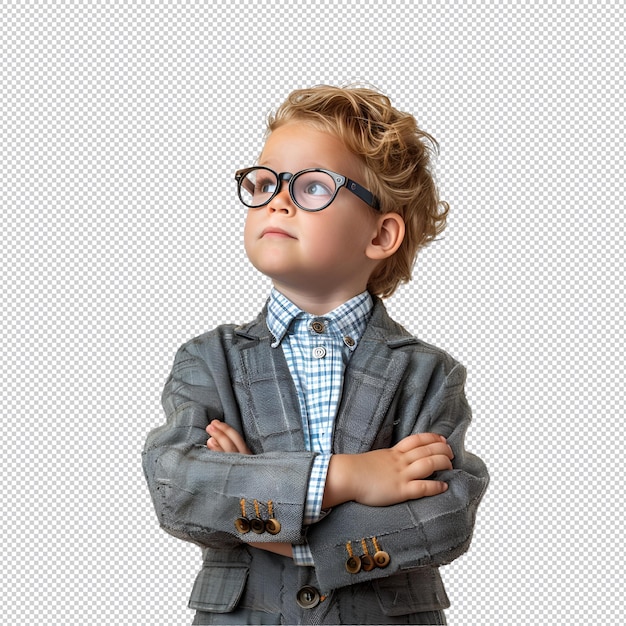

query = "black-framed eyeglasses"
(234, 166), (380, 212)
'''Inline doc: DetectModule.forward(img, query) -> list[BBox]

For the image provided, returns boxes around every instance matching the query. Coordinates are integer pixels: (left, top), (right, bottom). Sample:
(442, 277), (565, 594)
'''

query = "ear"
(366, 212), (405, 260)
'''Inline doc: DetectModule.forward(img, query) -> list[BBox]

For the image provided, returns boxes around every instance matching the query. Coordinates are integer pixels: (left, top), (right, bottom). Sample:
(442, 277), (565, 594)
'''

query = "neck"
(272, 283), (367, 315)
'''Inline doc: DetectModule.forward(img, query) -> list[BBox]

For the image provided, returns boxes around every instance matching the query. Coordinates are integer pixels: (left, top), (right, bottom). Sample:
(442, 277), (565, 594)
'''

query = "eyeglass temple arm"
(345, 178), (380, 211)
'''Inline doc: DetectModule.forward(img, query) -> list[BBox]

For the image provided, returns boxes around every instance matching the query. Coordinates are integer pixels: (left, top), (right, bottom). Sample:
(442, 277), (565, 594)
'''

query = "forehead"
(259, 123), (364, 179)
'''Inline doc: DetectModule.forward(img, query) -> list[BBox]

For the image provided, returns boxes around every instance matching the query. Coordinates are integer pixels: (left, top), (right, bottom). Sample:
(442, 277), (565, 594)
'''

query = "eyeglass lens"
(239, 168), (337, 210)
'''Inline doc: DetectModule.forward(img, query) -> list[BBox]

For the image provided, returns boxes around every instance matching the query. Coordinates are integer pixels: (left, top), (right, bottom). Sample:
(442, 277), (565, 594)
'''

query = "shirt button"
(312, 346), (326, 359)
(311, 320), (325, 334)
(343, 336), (355, 348)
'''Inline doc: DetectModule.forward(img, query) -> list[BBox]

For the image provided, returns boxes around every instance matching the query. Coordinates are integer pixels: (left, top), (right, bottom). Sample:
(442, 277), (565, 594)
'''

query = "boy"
(143, 85), (489, 625)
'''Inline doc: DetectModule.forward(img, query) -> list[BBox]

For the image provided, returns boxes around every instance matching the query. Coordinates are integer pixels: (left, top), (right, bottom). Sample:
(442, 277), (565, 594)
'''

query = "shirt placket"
(307, 318), (333, 455)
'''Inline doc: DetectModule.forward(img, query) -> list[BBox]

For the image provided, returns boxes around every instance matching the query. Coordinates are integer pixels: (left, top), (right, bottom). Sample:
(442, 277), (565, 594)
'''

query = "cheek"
(242, 213), (256, 254)
(304, 221), (351, 265)
(309, 214), (357, 247)
(300, 218), (331, 250)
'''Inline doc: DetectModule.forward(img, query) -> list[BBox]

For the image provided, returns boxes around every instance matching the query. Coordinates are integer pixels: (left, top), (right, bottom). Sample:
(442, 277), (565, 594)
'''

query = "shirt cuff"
(303, 453), (331, 525)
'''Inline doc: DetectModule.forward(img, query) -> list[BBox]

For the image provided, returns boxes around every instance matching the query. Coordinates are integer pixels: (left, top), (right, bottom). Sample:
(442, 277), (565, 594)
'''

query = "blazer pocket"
(188, 563), (249, 613)
(372, 568), (450, 616)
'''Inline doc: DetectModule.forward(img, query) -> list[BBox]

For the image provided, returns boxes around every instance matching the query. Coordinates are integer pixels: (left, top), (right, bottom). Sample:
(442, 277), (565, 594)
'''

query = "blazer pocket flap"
(373, 568), (450, 616)
(188, 564), (249, 613)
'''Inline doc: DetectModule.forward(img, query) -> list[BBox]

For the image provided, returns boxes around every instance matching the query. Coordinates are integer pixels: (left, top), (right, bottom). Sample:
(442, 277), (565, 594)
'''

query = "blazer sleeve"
(142, 334), (317, 548)
(305, 354), (489, 591)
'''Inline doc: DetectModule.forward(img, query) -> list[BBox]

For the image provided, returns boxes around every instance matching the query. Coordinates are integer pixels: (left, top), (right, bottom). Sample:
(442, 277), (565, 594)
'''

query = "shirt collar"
(266, 288), (373, 350)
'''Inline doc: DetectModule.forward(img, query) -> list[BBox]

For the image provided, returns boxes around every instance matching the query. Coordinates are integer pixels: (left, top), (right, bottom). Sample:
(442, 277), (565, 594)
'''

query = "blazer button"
(374, 550), (390, 568)
(296, 585), (320, 609)
(345, 555), (362, 574)
(234, 518), (250, 534)
(360, 554), (375, 571)
(265, 518), (281, 535)
(250, 518), (266, 534)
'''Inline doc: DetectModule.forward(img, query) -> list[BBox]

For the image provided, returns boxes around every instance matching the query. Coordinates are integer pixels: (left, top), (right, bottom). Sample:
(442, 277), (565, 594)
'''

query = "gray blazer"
(143, 298), (489, 622)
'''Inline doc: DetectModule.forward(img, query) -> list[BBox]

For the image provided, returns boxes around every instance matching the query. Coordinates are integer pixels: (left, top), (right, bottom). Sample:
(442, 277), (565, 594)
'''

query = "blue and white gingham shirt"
(266, 288), (373, 565)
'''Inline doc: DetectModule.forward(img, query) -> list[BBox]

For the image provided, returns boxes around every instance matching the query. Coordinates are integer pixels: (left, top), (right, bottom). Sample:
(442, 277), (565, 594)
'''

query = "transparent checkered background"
(2, 1), (624, 624)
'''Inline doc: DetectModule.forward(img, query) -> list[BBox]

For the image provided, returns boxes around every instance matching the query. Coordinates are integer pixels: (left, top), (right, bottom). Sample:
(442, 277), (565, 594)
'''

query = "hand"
(206, 420), (252, 454)
(324, 432), (454, 508)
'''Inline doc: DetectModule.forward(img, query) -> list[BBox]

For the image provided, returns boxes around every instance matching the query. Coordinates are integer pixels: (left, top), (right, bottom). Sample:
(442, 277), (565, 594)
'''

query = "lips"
(261, 226), (295, 239)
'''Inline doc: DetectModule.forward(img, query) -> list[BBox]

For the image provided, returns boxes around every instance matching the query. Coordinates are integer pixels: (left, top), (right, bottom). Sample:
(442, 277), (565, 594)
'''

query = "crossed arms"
(143, 330), (488, 590)
(207, 419), (454, 558)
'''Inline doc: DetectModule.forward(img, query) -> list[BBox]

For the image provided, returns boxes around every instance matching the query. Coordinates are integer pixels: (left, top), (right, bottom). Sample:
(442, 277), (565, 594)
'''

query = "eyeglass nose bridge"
(277, 171), (295, 193)
(273, 171), (316, 210)
(266, 171), (294, 206)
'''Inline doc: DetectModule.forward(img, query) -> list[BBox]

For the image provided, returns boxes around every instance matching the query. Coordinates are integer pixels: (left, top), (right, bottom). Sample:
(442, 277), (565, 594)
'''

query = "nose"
(267, 181), (296, 214)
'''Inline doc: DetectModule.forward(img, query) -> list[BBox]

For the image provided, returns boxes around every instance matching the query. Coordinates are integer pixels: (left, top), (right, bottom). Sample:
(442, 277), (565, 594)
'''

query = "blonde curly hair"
(266, 85), (449, 298)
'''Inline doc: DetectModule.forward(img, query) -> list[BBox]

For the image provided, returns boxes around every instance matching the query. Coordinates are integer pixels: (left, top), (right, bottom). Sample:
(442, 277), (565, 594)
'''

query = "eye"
(292, 170), (337, 209)
(256, 176), (277, 194)
(304, 181), (333, 196)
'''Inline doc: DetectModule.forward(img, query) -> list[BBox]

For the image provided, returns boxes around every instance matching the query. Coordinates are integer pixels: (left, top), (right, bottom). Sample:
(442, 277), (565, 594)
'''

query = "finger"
(207, 423), (240, 453)
(206, 419), (226, 434)
(208, 420), (251, 454)
(394, 432), (447, 453)
(208, 432), (237, 453)
(406, 479), (449, 500)
(401, 441), (454, 465)
(407, 453), (454, 480)
(206, 437), (222, 451)
(214, 422), (250, 454)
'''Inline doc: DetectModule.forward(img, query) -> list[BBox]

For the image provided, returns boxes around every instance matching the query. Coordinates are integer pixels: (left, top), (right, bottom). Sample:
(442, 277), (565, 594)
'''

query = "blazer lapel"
(332, 300), (413, 454)
(229, 299), (415, 456)
(231, 313), (306, 453)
